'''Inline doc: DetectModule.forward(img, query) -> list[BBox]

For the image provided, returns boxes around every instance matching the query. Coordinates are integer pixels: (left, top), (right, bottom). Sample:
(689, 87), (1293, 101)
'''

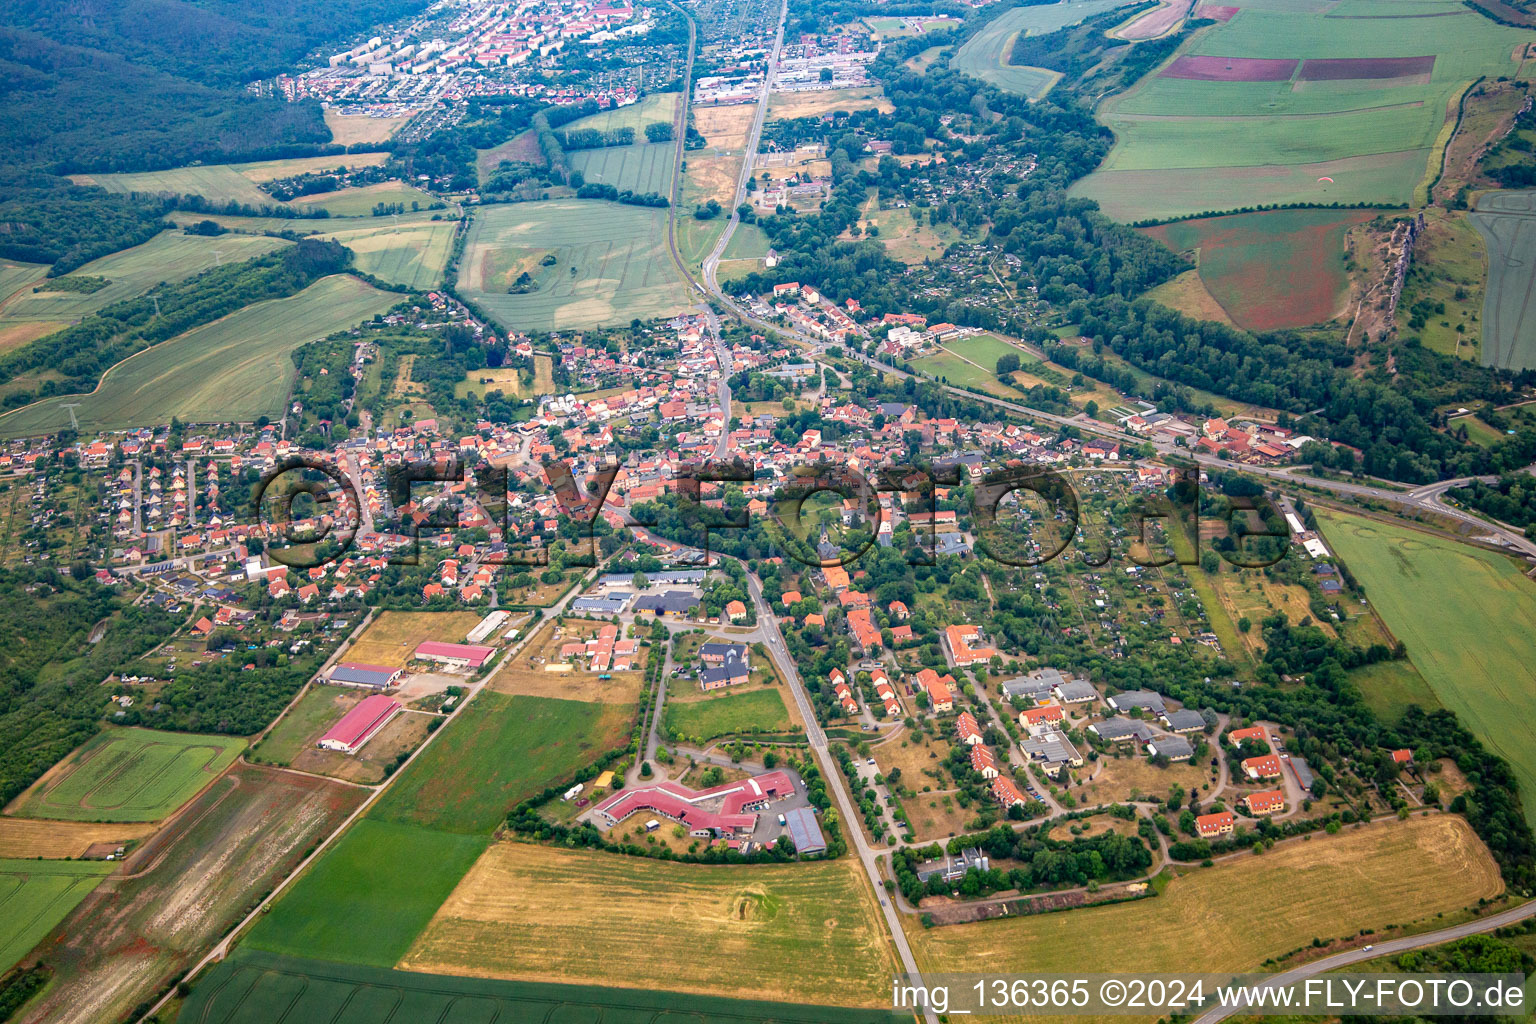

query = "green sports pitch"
(181, 951), (908, 1024)
(457, 199), (694, 332)
(7, 727), (244, 822)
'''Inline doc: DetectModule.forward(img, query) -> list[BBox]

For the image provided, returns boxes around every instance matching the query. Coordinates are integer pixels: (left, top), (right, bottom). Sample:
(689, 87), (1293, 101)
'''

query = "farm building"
(782, 807), (826, 855)
(466, 609), (512, 643)
(317, 694), (402, 754)
(1196, 811), (1235, 838)
(414, 640), (496, 669)
(328, 662), (403, 689)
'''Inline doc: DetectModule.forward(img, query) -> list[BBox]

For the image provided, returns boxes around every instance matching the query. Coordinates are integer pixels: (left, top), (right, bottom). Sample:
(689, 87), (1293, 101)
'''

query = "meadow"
(7, 727), (244, 822)
(250, 685), (365, 766)
(289, 180), (440, 217)
(75, 153), (391, 207)
(0, 274), (395, 437)
(1140, 208), (1374, 329)
(664, 686), (792, 742)
(369, 692), (633, 835)
(1072, 0), (1531, 219)
(400, 842), (900, 1007)
(568, 141), (676, 195)
(1399, 208), (1486, 360)
(565, 92), (681, 135)
(315, 218), (455, 290)
(0, 231), (289, 323)
(910, 816), (1500, 998)
(952, 0), (1138, 98)
(182, 950), (908, 1024)
(0, 859), (113, 974)
(1316, 509), (1536, 825)
(18, 765), (365, 1024)
(457, 200), (692, 332)
(1470, 189), (1536, 370)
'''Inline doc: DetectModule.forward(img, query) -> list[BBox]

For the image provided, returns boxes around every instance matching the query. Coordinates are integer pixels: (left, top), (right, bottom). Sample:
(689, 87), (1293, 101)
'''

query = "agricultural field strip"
(0, 860), (114, 974)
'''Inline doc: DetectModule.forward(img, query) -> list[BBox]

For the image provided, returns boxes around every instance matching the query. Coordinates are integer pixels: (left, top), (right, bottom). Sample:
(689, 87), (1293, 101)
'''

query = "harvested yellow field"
(692, 104), (756, 148)
(323, 111), (412, 147)
(235, 152), (391, 182)
(401, 842), (900, 1006)
(1145, 268), (1237, 327)
(767, 87), (893, 121)
(0, 817), (157, 859)
(344, 611), (488, 669)
(910, 815), (1501, 986)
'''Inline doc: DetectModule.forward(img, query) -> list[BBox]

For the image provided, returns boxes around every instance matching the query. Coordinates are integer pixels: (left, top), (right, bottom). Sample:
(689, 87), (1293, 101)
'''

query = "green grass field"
(0, 859), (113, 973)
(183, 950), (907, 1024)
(1471, 189), (1536, 370)
(244, 819), (490, 967)
(1317, 509), (1536, 825)
(316, 219), (455, 290)
(665, 687), (791, 742)
(0, 262), (46, 303)
(7, 727), (244, 822)
(952, 0), (1137, 98)
(289, 181), (440, 217)
(564, 92), (681, 135)
(1072, 0), (1531, 219)
(250, 686), (352, 766)
(1140, 208), (1373, 330)
(0, 231), (289, 323)
(77, 155), (393, 207)
(0, 274), (395, 437)
(1349, 658), (1443, 722)
(370, 693), (632, 835)
(457, 200), (693, 332)
(568, 142), (676, 196)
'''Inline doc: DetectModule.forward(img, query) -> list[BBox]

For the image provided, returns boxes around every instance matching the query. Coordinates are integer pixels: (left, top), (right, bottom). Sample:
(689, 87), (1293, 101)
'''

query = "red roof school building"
(592, 771), (796, 837)
(1196, 811), (1235, 838)
(414, 640), (497, 670)
(317, 694), (402, 754)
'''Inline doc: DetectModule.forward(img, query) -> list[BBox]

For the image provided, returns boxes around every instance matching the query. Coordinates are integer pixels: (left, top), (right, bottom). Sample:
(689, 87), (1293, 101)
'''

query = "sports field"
(343, 610), (486, 670)
(369, 692), (633, 834)
(910, 815), (1499, 992)
(1316, 509), (1536, 825)
(1470, 189), (1536, 370)
(401, 843), (900, 1007)
(569, 142), (676, 195)
(0, 274), (395, 437)
(6, 727), (244, 822)
(316, 218), (455, 290)
(664, 686), (792, 742)
(952, 0), (1138, 98)
(457, 200), (692, 332)
(1140, 208), (1373, 329)
(1072, 0), (1531, 220)
(0, 859), (112, 973)
(182, 950), (908, 1024)
(0, 231), (289, 323)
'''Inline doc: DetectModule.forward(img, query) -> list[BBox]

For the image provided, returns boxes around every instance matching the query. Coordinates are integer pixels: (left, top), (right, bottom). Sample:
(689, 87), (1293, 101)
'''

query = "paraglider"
(1317, 176), (1334, 183)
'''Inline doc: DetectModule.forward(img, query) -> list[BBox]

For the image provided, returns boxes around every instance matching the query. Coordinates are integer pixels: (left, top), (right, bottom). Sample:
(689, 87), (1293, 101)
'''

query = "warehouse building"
(414, 640), (497, 669)
(328, 662), (403, 690)
(317, 694), (402, 754)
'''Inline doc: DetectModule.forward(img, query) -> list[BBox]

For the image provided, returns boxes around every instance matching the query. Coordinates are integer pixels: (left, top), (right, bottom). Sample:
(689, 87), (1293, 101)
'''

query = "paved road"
(1191, 898), (1536, 1024)
(739, 568), (939, 1024)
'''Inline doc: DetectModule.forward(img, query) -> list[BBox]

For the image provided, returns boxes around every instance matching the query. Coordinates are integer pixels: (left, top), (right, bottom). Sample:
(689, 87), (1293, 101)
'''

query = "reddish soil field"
(1297, 56), (1436, 81)
(1160, 55), (1299, 82)
(1468, 0), (1535, 26)
(1194, 4), (1239, 20)
(1120, 0), (1194, 39)
(1141, 208), (1375, 332)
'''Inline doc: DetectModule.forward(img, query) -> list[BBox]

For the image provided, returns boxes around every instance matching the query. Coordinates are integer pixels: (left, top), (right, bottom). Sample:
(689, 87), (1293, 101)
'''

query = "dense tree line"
(1448, 474), (1536, 532)
(890, 822), (1153, 903)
